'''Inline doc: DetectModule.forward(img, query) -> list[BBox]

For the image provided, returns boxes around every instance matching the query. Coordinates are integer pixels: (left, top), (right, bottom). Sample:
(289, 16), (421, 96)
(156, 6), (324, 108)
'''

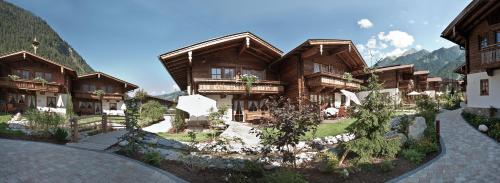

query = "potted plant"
(33, 76), (48, 86)
(7, 74), (20, 81)
(240, 74), (258, 95)
(342, 72), (353, 82)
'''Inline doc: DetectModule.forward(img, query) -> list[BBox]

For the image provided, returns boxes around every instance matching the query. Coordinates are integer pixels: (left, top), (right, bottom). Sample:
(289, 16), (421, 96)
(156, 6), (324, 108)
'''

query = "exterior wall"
(467, 20), (499, 74)
(1, 59), (68, 86)
(279, 56), (300, 100)
(466, 70), (500, 109)
(205, 95), (233, 122)
(102, 100), (126, 116)
(303, 54), (349, 76)
(73, 77), (126, 94)
(36, 92), (67, 114)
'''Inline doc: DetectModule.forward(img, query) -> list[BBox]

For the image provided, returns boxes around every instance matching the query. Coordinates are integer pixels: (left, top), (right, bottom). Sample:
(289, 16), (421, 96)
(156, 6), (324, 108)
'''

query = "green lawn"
(157, 131), (213, 142)
(0, 113), (24, 137)
(77, 115), (125, 124)
(301, 118), (356, 140)
(0, 113), (12, 124)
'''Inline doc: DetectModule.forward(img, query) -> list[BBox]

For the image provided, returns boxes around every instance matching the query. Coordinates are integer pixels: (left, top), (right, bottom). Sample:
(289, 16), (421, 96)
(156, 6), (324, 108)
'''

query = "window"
(223, 68), (235, 79)
(89, 85), (96, 91)
(47, 97), (56, 108)
(496, 31), (500, 44)
(16, 70), (30, 80)
(35, 72), (44, 79)
(248, 101), (258, 112)
(242, 69), (265, 80)
(310, 94), (318, 103)
(109, 103), (117, 110)
(44, 73), (52, 82)
(480, 79), (489, 96)
(313, 63), (321, 73)
(479, 35), (488, 49)
(106, 86), (114, 93)
(211, 68), (221, 79)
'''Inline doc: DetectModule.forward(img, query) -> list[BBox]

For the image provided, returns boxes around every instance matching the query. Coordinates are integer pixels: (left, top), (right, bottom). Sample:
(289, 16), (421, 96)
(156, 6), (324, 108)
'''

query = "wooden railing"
(0, 77), (61, 93)
(305, 72), (362, 89)
(73, 91), (123, 100)
(480, 44), (500, 66)
(194, 78), (285, 94)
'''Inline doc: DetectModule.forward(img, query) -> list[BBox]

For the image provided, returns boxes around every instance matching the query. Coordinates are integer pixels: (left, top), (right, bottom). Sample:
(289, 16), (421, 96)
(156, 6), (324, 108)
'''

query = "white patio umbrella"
(56, 95), (64, 108)
(436, 92), (444, 96)
(407, 91), (421, 96)
(120, 103), (127, 110)
(340, 89), (361, 105)
(423, 91), (433, 96)
(176, 94), (217, 117)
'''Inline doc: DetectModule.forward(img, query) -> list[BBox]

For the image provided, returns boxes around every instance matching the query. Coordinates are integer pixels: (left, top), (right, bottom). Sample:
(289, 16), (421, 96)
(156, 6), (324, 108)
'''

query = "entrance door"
(233, 100), (244, 122)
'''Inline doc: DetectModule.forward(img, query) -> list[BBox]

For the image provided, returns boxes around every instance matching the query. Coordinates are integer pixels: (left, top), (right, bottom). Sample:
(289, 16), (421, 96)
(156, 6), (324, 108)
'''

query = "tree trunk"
(338, 150), (349, 167)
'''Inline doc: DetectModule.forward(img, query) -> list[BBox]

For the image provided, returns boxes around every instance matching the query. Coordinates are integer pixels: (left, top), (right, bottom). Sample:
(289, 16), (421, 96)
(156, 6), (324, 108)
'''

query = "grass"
(157, 131), (213, 142)
(301, 118), (356, 141)
(0, 113), (12, 124)
(77, 115), (125, 124)
(0, 113), (24, 137)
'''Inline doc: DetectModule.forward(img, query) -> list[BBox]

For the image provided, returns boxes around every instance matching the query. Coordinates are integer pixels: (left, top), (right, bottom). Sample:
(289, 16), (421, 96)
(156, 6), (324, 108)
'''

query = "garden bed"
(461, 111), (500, 142)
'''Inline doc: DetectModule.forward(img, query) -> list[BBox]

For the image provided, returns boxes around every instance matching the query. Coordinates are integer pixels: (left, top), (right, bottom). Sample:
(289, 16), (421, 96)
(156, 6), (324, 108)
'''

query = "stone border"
(0, 138), (188, 183)
(386, 135), (446, 183)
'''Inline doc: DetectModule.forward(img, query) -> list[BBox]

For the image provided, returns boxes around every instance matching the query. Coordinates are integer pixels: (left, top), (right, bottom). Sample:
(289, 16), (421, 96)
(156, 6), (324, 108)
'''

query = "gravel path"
(143, 115), (173, 133)
(0, 139), (187, 183)
(395, 109), (500, 182)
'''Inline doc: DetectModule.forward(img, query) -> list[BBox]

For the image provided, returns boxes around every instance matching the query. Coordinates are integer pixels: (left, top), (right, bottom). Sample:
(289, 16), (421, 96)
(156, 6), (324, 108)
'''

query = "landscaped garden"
(462, 111), (500, 142)
(113, 73), (442, 183)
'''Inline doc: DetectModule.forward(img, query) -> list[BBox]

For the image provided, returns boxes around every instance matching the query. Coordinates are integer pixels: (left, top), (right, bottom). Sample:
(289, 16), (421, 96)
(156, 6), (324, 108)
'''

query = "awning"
(176, 94), (217, 117)
(340, 89), (361, 105)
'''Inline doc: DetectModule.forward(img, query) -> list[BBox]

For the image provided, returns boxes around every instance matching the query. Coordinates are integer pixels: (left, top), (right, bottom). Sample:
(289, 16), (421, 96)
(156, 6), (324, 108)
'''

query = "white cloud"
(172, 84), (180, 91)
(384, 48), (408, 58)
(416, 44), (423, 50)
(380, 43), (388, 49)
(378, 30), (415, 48)
(366, 37), (377, 49)
(356, 44), (366, 52)
(357, 19), (373, 29)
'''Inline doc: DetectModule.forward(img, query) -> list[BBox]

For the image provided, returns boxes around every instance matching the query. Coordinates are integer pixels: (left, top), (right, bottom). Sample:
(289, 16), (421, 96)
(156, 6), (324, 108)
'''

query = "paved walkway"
(66, 130), (127, 150)
(143, 116), (172, 133)
(397, 109), (500, 183)
(0, 139), (186, 183)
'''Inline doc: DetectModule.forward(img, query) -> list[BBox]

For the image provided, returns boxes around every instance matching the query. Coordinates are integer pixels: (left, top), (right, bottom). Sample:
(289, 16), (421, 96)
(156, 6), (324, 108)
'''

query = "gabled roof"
(0, 50), (77, 76)
(272, 39), (367, 75)
(77, 72), (139, 91)
(441, 0), (500, 46)
(413, 70), (430, 75)
(373, 64), (414, 73)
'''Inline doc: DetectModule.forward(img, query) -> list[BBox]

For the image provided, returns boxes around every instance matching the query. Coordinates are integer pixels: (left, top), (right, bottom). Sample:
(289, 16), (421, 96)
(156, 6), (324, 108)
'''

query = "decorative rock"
(409, 117), (427, 140)
(478, 124), (488, 132)
(142, 137), (158, 145)
(118, 140), (129, 146)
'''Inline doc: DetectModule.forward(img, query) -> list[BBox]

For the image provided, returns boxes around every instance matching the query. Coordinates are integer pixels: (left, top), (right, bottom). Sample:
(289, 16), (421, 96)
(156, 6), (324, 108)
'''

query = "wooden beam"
(301, 46), (318, 59)
(244, 50), (273, 62)
(248, 47), (275, 60)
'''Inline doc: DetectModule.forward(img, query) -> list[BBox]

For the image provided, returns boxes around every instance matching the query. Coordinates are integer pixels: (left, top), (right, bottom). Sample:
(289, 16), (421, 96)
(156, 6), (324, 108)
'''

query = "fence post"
(436, 120), (440, 144)
(102, 114), (108, 132)
(70, 117), (79, 142)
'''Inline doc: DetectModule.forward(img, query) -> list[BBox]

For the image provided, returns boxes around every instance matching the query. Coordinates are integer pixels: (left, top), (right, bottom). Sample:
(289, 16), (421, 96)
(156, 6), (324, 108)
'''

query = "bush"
(380, 160), (394, 172)
(396, 115), (412, 135)
(25, 109), (65, 134)
(139, 101), (166, 127)
(240, 161), (265, 178)
(315, 151), (339, 173)
(401, 149), (424, 164)
(413, 137), (438, 155)
(489, 123), (500, 141)
(53, 128), (68, 142)
(462, 111), (500, 141)
(262, 170), (308, 183)
(144, 151), (162, 167)
(172, 109), (186, 132)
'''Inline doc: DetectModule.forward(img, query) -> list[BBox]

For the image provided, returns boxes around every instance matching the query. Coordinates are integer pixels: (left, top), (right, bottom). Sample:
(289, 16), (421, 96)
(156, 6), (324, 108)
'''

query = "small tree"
(208, 105), (228, 140)
(92, 89), (105, 114)
(339, 72), (400, 165)
(257, 96), (320, 168)
(172, 109), (186, 133)
(139, 100), (166, 127)
(120, 98), (145, 155)
(65, 89), (75, 119)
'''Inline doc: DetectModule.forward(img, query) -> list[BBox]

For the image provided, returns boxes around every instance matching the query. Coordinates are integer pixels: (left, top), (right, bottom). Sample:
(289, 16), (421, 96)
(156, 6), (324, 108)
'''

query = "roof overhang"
(373, 64), (414, 73)
(441, 0), (500, 46)
(427, 77), (443, 82)
(272, 39), (367, 76)
(414, 70), (430, 75)
(77, 72), (139, 91)
(158, 32), (283, 90)
(0, 50), (77, 77)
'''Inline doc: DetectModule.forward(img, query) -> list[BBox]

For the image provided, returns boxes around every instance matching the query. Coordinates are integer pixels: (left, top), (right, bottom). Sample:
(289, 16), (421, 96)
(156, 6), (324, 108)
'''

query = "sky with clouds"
(7, 0), (471, 95)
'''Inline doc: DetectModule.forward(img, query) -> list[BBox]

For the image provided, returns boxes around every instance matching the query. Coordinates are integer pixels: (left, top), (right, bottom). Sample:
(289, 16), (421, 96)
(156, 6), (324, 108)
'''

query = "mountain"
(0, 1), (94, 74)
(374, 45), (465, 79)
(156, 91), (185, 102)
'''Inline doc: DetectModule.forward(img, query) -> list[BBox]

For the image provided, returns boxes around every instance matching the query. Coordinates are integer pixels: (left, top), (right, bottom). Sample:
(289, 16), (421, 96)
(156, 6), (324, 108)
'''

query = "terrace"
(480, 43), (500, 69)
(305, 72), (363, 90)
(194, 78), (285, 94)
(0, 77), (61, 93)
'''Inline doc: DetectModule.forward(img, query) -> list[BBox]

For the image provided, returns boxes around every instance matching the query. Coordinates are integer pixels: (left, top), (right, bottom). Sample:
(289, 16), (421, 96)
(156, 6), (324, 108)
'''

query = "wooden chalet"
(442, 0), (500, 116)
(0, 51), (76, 113)
(427, 77), (443, 92)
(72, 72), (138, 115)
(413, 70), (430, 92)
(359, 64), (416, 104)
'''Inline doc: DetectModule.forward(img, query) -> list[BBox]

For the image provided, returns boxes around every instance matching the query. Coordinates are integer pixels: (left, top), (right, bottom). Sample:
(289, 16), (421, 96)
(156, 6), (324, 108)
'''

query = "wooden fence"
(69, 114), (125, 142)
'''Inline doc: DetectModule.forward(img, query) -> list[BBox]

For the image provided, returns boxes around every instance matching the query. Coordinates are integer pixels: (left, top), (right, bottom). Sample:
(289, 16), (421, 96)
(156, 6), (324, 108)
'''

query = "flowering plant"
(240, 74), (258, 94)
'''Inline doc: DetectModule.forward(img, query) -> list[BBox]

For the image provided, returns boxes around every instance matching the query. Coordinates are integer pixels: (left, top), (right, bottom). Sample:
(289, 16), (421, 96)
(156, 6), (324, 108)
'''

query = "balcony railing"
(481, 44), (500, 67)
(305, 72), (362, 89)
(73, 91), (124, 100)
(0, 77), (61, 93)
(194, 78), (284, 94)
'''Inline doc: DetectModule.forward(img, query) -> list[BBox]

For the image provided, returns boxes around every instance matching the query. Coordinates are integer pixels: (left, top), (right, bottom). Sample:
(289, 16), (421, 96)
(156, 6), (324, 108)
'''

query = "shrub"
(240, 161), (265, 178)
(261, 170), (308, 183)
(489, 123), (500, 141)
(25, 109), (65, 134)
(172, 109), (186, 132)
(315, 151), (339, 173)
(144, 151), (162, 167)
(53, 128), (68, 142)
(401, 149), (424, 164)
(139, 101), (166, 127)
(396, 115), (412, 135)
(413, 137), (438, 155)
(380, 160), (394, 172)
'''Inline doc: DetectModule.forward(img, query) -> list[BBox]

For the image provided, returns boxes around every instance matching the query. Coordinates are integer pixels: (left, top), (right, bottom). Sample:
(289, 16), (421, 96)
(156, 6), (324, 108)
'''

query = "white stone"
(478, 124), (488, 132)
(118, 140), (129, 146)
(409, 117), (427, 140)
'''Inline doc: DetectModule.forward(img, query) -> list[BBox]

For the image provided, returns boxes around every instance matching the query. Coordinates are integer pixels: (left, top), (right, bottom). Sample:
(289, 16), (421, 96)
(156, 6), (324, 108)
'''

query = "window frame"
(109, 103), (117, 110)
(47, 96), (57, 108)
(480, 79), (489, 96)
(211, 68), (222, 79)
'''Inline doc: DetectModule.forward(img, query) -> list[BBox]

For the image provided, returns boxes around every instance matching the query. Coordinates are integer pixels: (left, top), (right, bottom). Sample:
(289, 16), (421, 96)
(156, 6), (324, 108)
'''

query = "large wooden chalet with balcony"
(159, 32), (367, 122)
(442, 0), (500, 117)
(0, 50), (138, 116)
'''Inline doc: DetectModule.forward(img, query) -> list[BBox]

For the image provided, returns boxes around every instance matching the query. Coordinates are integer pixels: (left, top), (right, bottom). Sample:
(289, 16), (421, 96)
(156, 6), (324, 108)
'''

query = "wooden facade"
(159, 33), (368, 121)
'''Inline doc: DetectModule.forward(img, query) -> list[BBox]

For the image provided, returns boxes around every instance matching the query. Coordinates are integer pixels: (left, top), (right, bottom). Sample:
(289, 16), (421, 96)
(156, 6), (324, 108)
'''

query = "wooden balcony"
(305, 72), (362, 90)
(480, 44), (500, 69)
(0, 77), (61, 93)
(194, 78), (284, 94)
(73, 91), (124, 100)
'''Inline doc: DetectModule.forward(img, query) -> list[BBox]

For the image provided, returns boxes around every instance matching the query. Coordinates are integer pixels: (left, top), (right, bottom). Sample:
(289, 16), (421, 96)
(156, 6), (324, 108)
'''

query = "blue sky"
(8, 0), (470, 95)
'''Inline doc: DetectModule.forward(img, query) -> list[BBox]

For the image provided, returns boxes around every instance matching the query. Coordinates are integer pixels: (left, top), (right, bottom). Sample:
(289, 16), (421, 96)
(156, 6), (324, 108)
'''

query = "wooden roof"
(413, 70), (430, 75)
(454, 63), (467, 74)
(373, 64), (414, 73)
(0, 50), (77, 76)
(427, 77), (443, 82)
(77, 72), (139, 91)
(272, 39), (367, 76)
(441, 0), (500, 46)
(158, 32), (284, 90)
